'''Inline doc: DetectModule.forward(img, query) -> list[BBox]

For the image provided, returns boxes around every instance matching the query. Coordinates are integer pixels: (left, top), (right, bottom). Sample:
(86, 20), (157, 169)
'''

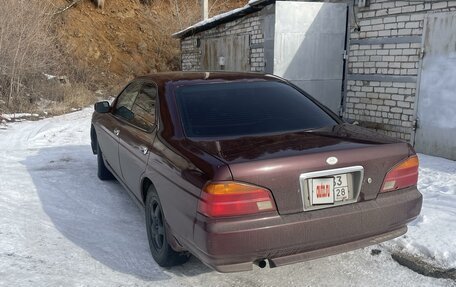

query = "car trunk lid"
(188, 124), (414, 214)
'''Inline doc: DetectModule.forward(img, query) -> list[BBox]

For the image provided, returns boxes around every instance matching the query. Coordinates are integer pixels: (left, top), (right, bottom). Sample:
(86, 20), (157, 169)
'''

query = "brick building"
(176, 4), (268, 73)
(173, 0), (456, 160)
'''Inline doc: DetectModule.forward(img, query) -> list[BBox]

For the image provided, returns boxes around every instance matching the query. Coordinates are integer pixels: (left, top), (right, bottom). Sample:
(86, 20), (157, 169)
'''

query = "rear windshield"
(175, 81), (338, 138)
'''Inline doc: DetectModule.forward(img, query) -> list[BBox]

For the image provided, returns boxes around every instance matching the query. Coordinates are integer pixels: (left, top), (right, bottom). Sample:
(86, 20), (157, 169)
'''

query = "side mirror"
(94, 101), (110, 113)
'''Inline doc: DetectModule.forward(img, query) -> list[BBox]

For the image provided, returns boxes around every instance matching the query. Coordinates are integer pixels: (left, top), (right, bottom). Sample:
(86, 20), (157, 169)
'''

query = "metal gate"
(273, 1), (348, 113)
(413, 12), (456, 160)
(201, 35), (250, 72)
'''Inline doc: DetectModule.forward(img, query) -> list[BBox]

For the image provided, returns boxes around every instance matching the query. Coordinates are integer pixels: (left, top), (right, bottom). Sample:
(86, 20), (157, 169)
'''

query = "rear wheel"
(97, 143), (115, 180)
(145, 186), (189, 267)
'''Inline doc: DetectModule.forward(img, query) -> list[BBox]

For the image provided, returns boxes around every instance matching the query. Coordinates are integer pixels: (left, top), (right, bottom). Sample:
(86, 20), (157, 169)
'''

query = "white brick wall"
(345, 80), (416, 140)
(344, 0), (456, 140)
(348, 43), (420, 75)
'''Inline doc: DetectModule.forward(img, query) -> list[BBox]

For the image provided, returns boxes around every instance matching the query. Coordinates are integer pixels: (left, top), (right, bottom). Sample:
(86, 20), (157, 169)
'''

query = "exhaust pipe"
(255, 259), (268, 269)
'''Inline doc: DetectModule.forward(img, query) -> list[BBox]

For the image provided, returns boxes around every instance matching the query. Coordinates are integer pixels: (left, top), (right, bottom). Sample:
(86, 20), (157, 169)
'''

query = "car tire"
(145, 186), (190, 267)
(97, 143), (115, 180)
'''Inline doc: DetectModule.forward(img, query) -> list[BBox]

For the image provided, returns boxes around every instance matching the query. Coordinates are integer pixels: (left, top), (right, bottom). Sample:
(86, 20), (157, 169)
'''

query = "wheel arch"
(141, 177), (155, 204)
(142, 175), (187, 253)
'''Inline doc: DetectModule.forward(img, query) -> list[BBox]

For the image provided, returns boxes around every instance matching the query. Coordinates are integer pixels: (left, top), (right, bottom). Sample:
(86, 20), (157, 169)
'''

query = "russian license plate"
(311, 174), (350, 205)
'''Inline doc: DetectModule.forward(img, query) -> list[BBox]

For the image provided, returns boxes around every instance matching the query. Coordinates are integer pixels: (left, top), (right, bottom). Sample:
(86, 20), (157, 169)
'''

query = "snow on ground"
(383, 154), (456, 269)
(1, 113), (41, 122)
(0, 109), (455, 287)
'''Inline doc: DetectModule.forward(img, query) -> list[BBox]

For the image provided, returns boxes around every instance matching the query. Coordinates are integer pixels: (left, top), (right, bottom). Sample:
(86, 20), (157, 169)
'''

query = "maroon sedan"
(90, 72), (422, 272)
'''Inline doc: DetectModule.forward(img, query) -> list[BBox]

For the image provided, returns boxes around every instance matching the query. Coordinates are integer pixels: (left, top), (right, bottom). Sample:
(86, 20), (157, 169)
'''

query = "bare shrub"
(0, 0), (58, 113)
(4, 76), (94, 116)
(42, 83), (96, 116)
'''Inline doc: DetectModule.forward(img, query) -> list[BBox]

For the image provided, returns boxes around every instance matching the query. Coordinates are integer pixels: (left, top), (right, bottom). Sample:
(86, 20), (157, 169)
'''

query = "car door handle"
(139, 145), (148, 155)
(113, 128), (120, 136)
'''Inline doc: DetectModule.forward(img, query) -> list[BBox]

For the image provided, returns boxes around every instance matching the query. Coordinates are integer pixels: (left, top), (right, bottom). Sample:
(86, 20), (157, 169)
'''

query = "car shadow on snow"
(23, 145), (212, 281)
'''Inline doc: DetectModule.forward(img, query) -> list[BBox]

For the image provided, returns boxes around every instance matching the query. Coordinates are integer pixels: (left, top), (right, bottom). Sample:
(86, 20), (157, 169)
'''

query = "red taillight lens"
(197, 181), (276, 217)
(381, 155), (419, 193)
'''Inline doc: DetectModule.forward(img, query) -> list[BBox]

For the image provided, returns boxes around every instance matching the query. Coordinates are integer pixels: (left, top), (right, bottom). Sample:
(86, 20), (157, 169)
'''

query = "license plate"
(311, 174), (350, 205)
(311, 178), (334, 205)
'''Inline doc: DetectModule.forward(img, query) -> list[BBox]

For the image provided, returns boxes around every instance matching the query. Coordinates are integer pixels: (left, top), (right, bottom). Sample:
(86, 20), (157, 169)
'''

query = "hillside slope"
(54, 0), (245, 88)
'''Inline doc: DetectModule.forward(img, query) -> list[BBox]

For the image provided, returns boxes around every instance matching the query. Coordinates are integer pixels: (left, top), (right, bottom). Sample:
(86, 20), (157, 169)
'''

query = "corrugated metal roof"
(172, 0), (274, 39)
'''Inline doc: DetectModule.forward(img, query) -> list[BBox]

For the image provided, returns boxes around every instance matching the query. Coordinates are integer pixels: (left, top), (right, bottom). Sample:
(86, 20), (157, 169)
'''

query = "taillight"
(197, 181), (276, 217)
(381, 155), (419, 193)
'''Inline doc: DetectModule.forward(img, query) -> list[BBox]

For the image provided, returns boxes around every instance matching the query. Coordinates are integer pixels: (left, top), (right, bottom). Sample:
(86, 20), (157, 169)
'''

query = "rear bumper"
(189, 187), (422, 272)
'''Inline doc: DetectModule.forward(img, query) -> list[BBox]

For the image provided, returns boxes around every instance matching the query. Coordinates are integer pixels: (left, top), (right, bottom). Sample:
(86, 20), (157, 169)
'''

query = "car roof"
(135, 72), (282, 86)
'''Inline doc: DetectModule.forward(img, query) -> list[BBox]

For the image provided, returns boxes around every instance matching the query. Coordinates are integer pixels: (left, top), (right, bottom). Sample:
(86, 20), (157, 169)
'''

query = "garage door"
(413, 12), (456, 160)
(201, 35), (251, 72)
(273, 1), (348, 113)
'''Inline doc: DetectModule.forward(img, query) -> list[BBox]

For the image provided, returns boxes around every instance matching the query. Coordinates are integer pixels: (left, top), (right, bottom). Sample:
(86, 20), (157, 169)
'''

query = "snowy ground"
(384, 154), (456, 269)
(0, 108), (455, 287)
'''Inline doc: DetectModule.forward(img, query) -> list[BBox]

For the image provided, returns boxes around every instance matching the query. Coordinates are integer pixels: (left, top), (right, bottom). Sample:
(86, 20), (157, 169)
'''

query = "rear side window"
(175, 81), (338, 138)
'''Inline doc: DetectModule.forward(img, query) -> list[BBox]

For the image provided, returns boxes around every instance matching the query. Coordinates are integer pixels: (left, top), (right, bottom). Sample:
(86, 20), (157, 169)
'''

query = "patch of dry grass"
(43, 83), (97, 115)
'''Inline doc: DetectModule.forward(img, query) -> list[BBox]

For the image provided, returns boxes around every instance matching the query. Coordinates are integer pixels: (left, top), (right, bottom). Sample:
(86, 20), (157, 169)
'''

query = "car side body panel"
(117, 122), (154, 201)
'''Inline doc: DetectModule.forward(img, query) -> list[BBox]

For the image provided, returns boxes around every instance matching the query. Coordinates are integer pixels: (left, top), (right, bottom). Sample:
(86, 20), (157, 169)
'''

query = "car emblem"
(326, 157), (338, 165)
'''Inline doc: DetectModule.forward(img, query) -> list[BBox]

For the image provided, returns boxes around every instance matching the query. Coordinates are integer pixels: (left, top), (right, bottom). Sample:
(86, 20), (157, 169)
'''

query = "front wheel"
(145, 187), (189, 267)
